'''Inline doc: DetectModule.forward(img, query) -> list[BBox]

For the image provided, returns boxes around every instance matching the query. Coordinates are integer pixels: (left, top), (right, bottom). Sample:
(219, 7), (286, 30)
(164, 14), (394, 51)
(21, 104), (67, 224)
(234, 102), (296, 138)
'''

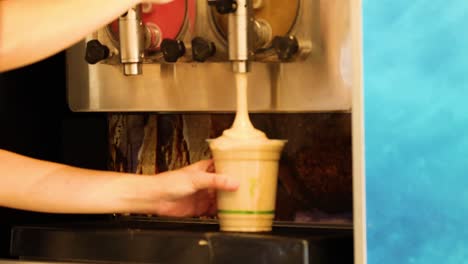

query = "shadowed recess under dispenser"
(108, 113), (352, 224)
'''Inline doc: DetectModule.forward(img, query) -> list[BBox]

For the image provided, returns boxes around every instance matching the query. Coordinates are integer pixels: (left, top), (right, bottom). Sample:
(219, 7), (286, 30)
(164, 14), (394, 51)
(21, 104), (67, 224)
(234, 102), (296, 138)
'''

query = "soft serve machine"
(11, 0), (365, 263)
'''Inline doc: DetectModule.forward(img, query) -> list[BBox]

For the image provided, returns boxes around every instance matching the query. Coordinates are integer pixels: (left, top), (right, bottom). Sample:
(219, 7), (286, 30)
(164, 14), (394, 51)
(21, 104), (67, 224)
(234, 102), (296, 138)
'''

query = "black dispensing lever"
(208, 0), (237, 14)
(191, 37), (216, 62)
(84, 40), (110, 64)
(272, 36), (299, 61)
(160, 39), (186, 63)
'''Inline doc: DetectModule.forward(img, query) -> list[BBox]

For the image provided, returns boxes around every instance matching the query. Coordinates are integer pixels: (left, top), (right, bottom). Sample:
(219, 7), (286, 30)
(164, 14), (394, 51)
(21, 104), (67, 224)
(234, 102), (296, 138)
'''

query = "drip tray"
(10, 218), (353, 264)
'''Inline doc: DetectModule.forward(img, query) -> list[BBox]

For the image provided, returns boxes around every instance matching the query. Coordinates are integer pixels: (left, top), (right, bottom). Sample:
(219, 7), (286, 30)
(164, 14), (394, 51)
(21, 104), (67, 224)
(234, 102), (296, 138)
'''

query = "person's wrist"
(113, 175), (162, 214)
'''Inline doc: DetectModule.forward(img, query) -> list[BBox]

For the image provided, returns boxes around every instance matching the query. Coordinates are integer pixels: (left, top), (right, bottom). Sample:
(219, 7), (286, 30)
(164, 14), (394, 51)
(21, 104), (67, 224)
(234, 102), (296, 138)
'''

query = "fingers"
(193, 190), (217, 217)
(208, 205), (217, 216)
(207, 194), (218, 216)
(190, 172), (239, 192)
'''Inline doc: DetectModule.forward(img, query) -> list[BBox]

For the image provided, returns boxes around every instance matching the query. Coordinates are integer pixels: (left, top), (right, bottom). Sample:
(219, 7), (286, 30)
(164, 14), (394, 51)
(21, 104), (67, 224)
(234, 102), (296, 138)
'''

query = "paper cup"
(208, 140), (286, 232)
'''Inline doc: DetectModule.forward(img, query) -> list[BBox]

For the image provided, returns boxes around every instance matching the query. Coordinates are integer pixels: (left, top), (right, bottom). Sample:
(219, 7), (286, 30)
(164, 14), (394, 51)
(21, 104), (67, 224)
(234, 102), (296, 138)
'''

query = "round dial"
(211, 0), (300, 48)
(107, 0), (189, 51)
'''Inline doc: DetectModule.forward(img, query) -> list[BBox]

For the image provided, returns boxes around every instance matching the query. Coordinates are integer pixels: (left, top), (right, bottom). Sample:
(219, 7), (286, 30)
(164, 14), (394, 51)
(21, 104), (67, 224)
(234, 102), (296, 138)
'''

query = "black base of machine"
(10, 217), (353, 264)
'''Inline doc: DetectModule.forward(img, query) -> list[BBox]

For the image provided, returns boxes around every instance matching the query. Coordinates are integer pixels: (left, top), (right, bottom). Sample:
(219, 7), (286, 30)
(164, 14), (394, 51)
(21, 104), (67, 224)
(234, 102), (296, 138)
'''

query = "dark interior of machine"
(0, 53), (354, 263)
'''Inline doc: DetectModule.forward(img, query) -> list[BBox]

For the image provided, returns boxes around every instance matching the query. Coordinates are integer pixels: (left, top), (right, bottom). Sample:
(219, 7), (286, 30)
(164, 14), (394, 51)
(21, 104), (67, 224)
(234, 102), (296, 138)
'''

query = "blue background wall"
(364, 0), (468, 263)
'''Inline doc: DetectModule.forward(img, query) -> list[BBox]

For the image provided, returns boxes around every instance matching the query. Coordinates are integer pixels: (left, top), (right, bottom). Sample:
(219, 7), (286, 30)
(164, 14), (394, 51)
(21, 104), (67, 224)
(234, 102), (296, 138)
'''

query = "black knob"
(85, 40), (110, 64)
(208, 0), (237, 14)
(272, 36), (299, 61)
(191, 37), (216, 62)
(161, 39), (186, 63)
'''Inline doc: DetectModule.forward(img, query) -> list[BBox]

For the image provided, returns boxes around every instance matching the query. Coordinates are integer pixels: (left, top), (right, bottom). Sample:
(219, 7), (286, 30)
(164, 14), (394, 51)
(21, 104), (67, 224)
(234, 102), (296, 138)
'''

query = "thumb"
(190, 172), (239, 191)
(186, 160), (214, 173)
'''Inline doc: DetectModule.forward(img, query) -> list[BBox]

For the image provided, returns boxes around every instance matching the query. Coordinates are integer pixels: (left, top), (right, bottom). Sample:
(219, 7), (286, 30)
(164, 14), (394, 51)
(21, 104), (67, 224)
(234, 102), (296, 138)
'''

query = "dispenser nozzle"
(227, 0), (252, 73)
(119, 6), (144, 76)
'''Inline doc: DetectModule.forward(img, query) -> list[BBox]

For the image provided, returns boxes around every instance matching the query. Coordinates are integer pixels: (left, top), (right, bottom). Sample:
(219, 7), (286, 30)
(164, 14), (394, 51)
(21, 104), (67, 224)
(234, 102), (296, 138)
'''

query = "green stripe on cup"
(218, 210), (275, 215)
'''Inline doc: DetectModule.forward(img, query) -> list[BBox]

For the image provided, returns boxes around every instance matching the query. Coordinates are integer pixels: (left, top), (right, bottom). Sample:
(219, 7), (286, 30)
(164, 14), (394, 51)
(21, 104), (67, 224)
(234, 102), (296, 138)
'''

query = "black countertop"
(11, 217), (353, 264)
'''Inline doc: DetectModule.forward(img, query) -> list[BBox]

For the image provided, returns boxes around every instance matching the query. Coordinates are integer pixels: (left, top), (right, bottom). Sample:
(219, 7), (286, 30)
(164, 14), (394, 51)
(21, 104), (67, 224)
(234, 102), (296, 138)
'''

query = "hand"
(149, 160), (238, 217)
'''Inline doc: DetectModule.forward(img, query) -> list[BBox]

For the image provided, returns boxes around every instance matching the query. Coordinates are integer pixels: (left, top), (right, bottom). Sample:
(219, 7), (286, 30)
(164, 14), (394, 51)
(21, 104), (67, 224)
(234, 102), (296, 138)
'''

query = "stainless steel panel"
(67, 0), (353, 112)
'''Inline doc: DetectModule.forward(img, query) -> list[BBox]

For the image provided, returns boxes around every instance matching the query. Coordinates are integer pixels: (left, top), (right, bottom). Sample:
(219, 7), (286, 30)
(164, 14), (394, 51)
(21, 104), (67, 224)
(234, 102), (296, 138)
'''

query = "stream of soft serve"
(222, 73), (267, 140)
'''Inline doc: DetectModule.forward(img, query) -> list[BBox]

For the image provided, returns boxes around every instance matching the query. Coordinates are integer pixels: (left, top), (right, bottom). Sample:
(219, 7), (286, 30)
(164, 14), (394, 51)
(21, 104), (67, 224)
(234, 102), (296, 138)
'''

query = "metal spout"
(228, 0), (253, 73)
(119, 6), (144, 76)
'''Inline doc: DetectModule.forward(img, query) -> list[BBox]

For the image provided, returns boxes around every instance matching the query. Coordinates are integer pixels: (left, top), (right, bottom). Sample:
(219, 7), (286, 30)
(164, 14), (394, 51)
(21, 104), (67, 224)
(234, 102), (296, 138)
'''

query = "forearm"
(0, 149), (158, 214)
(0, 0), (137, 72)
